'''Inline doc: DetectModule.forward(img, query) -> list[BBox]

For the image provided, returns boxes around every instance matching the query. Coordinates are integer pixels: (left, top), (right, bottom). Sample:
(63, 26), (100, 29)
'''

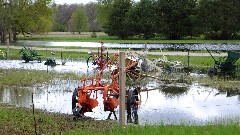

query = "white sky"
(53, 0), (97, 5)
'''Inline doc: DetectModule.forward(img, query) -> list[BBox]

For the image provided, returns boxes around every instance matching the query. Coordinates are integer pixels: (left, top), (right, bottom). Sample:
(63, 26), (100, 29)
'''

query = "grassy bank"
(0, 69), (79, 87)
(0, 47), (89, 61)
(16, 32), (240, 43)
(0, 104), (239, 135)
(0, 104), (117, 135)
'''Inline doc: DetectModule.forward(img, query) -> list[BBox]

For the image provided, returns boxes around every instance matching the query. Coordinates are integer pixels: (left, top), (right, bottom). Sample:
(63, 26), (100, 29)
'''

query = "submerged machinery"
(206, 47), (240, 78)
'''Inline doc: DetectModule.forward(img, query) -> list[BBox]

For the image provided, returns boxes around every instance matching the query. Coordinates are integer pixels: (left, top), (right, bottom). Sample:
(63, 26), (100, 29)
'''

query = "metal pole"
(119, 52), (126, 128)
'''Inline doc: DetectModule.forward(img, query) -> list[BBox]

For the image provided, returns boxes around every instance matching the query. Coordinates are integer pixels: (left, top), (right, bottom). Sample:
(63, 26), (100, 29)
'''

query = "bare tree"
(85, 2), (101, 32)
(53, 3), (78, 31)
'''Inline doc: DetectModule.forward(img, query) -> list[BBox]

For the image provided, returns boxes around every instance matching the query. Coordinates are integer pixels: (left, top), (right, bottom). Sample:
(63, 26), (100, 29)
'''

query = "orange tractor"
(72, 44), (142, 124)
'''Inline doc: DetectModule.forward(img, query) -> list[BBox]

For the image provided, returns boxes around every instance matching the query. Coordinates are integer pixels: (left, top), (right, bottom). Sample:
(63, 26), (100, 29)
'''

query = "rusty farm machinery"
(72, 43), (192, 123)
(72, 52), (142, 124)
(86, 42), (109, 69)
(206, 47), (240, 79)
(72, 43), (157, 124)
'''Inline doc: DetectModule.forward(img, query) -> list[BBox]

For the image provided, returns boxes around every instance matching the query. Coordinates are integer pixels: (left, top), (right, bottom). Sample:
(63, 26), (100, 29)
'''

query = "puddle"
(139, 83), (240, 125)
(0, 60), (97, 74)
(1, 78), (240, 125)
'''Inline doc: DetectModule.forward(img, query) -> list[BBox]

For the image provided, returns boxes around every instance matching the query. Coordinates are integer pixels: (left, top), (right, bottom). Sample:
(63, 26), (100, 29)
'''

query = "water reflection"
(160, 86), (189, 99)
(1, 80), (240, 125)
(138, 82), (240, 125)
(6, 41), (240, 51)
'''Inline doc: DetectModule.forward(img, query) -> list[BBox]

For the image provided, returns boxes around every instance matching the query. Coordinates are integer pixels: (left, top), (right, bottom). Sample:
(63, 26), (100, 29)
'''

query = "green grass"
(16, 32), (240, 43)
(1, 103), (239, 135)
(0, 104), (117, 135)
(68, 124), (240, 135)
(0, 69), (79, 87)
(0, 47), (89, 61)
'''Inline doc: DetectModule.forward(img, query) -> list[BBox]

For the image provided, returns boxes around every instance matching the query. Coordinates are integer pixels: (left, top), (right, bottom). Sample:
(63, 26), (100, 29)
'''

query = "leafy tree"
(196, 0), (240, 39)
(127, 0), (157, 39)
(155, 0), (197, 39)
(96, 0), (114, 31)
(0, 0), (54, 42)
(106, 0), (133, 39)
(36, 17), (53, 34)
(70, 4), (90, 34)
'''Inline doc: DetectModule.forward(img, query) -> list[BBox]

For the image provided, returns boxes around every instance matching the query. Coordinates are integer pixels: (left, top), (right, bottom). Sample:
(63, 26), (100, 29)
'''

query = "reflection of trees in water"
(226, 90), (240, 102)
(0, 86), (44, 107)
(125, 76), (150, 90)
(218, 87), (240, 101)
(160, 86), (189, 99)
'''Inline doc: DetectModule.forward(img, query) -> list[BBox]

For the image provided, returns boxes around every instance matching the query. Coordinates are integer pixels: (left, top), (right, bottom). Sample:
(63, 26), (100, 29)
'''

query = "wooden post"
(32, 93), (37, 135)
(188, 49), (190, 67)
(119, 52), (126, 128)
(61, 51), (63, 61)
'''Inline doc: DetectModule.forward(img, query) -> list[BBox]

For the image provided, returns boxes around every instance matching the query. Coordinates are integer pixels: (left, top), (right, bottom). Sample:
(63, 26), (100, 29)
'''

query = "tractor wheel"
(127, 89), (139, 124)
(72, 88), (78, 110)
(207, 68), (217, 78)
(72, 88), (83, 117)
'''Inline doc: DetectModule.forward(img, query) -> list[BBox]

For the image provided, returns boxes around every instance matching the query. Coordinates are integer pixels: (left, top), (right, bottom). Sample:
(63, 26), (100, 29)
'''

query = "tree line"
(1, 0), (240, 43)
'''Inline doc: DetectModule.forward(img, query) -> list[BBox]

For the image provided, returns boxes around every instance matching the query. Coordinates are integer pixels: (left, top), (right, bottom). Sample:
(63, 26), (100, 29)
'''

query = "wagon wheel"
(87, 56), (96, 67)
(127, 89), (139, 124)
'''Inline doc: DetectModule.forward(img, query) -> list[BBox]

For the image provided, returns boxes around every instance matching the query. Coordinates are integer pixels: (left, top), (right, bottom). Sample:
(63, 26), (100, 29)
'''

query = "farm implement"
(72, 52), (141, 124)
(72, 43), (155, 124)
(206, 47), (240, 79)
(86, 42), (109, 69)
(19, 46), (42, 63)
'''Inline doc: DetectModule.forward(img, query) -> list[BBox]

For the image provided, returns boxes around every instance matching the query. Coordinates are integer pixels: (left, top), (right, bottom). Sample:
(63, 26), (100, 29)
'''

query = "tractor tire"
(127, 89), (139, 124)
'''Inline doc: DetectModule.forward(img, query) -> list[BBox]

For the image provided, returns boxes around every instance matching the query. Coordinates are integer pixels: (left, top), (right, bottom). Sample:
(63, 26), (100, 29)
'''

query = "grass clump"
(0, 68), (79, 87)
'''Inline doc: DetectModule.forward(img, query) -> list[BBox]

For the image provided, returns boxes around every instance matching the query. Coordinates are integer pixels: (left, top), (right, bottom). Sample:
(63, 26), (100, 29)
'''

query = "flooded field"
(0, 59), (95, 74)
(1, 59), (240, 125)
(8, 41), (240, 51)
